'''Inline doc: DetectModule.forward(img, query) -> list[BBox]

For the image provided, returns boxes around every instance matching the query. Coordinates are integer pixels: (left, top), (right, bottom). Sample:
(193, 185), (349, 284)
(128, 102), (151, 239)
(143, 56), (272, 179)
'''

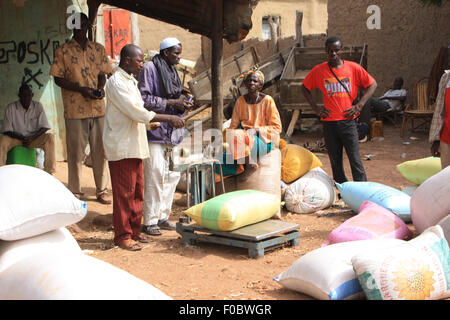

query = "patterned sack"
(352, 225), (450, 300)
(183, 190), (281, 231)
(274, 239), (404, 300)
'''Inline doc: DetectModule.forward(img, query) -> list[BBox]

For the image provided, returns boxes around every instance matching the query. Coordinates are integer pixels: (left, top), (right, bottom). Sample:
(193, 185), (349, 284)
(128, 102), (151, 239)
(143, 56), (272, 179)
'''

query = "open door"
(103, 8), (130, 61)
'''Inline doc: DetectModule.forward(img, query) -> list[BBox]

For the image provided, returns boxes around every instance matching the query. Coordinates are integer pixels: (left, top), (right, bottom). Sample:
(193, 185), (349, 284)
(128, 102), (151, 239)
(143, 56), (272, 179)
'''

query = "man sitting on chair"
(359, 76), (407, 132)
(0, 84), (56, 174)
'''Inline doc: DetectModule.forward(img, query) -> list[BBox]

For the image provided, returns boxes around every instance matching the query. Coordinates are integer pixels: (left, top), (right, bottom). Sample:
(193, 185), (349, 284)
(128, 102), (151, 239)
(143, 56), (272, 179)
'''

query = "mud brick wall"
(327, 0), (450, 98)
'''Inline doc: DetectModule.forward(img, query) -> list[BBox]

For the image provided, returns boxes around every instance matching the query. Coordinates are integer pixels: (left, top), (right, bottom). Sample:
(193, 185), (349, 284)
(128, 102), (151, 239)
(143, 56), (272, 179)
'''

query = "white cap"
(160, 37), (181, 50)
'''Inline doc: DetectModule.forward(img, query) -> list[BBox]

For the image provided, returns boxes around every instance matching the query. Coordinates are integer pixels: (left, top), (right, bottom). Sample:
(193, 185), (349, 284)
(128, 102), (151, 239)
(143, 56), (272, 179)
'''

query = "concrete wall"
(0, 0), (87, 160)
(327, 0), (450, 97)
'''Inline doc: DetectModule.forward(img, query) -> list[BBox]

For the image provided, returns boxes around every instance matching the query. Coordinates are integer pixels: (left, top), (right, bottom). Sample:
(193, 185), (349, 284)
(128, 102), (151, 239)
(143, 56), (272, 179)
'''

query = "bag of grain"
(0, 165), (87, 241)
(335, 181), (411, 222)
(323, 201), (413, 246)
(281, 144), (322, 183)
(396, 157), (441, 185)
(274, 239), (404, 300)
(0, 252), (172, 300)
(352, 225), (450, 300)
(0, 227), (81, 273)
(411, 166), (450, 234)
(184, 190), (281, 231)
(284, 167), (335, 214)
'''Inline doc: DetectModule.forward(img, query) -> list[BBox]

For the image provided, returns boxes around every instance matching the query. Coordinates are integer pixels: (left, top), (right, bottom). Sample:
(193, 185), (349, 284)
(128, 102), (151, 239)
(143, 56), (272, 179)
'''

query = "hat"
(160, 37), (181, 50)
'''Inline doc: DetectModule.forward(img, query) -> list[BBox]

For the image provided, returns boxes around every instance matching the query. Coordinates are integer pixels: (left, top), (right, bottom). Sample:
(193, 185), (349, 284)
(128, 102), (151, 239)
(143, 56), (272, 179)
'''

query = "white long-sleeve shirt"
(103, 67), (156, 161)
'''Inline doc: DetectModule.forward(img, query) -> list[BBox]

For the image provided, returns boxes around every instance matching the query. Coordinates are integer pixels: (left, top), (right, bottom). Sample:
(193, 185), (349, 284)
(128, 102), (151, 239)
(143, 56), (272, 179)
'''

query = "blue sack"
(335, 181), (411, 222)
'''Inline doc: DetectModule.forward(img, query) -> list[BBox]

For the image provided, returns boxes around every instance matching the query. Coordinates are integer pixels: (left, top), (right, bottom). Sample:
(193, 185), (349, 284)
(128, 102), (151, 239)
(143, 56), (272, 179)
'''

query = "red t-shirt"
(440, 85), (450, 145)
(303, 60), (376, 121)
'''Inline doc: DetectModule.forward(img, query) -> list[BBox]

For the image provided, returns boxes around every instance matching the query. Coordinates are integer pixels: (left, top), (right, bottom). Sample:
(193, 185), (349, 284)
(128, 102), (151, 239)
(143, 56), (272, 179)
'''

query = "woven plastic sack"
(396, 157), (441, 185)
(237, 148), (282, 219)
(284, 167), (335, 214)
(0, 165), (87, 240)
(281, 144), (322, 183)
(183, 190), (281, 231)
(0, 252), (172, 300)
(411, 166), (450, 234)
(323, 201), (413, 246)
(274, 239), (404, 300)
(0, 228), (81, 273)
(335, 181), (411, 222)
(352, 226), (450, 300)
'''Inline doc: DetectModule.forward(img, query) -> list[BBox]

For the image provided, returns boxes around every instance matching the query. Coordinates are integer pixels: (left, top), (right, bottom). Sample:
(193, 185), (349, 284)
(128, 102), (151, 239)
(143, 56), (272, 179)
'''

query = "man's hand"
(343, 102), (364, 119)
(168, 115), (185, 128)
(316, 105), (330, 119)
(168, 97), (193, 112)
(431, 140), (440, 157)
(78, 87), (98, 99)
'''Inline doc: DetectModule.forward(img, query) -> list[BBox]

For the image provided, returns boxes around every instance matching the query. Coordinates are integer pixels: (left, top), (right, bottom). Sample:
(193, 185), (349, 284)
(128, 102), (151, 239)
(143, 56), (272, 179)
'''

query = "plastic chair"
(6, 145), (36, 167)
(400, 78), (436, 137)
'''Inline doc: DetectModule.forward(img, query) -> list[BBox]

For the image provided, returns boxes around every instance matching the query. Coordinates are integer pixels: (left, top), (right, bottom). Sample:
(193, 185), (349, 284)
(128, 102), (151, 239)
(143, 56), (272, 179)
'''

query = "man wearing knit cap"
(137, 37), (193, 236)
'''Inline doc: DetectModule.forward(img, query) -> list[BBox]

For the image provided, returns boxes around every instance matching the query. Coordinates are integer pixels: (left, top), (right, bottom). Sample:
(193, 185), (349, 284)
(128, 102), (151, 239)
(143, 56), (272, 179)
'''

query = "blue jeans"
(322, 119), (367, 184)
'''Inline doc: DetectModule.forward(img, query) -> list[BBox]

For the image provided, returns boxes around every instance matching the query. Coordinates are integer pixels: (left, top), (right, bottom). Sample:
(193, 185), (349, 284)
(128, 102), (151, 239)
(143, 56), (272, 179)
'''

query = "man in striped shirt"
(430, 70), (450, 169)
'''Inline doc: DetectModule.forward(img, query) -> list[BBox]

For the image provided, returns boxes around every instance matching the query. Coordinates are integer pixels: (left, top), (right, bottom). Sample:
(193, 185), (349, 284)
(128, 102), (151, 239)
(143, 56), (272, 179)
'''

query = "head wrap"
(160, 37), (181, 50)
(239, 69), (265, 89)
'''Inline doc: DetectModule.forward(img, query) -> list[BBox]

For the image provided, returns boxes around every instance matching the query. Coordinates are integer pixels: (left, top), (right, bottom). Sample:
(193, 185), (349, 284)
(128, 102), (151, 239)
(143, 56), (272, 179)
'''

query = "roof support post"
(211, 0), (224, 131)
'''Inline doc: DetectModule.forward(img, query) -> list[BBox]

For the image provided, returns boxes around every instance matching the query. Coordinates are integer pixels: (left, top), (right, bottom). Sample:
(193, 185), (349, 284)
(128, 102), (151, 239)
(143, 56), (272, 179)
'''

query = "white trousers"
(143, 143), (181, 226)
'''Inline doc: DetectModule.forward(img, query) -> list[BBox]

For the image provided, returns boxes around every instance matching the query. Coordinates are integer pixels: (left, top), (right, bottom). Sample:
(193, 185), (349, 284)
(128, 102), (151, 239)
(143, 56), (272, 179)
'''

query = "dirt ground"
(61, 120), (431, 300)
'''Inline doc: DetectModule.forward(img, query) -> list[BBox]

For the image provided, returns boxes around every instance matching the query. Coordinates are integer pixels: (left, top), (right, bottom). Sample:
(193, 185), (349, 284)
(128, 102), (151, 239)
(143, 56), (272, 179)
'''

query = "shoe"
(117, 239), (142, 251)
(97, 193), (112, 205)
(73, 193), (83, 200)
(133, 233), (150, 243)
(142, 224), (162, 236)
(158, 220), (176, 231)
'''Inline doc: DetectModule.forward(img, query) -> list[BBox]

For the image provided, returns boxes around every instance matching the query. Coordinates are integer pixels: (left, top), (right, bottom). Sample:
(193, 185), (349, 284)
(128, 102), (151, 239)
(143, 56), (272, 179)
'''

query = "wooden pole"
(211, 0), (224, 130)
(295, 10), (304, 47)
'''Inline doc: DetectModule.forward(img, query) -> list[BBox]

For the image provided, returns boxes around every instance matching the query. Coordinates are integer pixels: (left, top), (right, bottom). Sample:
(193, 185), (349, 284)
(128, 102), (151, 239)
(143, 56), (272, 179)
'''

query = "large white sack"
(0, 165), (87, 241)
(0, 252), (172, 300)
(411, 166), (450, 234)
(0, 228), (81, 273)
(352, 226), (450, 300)
(284, 167), (336, 214)
(274, 239), (404, 300)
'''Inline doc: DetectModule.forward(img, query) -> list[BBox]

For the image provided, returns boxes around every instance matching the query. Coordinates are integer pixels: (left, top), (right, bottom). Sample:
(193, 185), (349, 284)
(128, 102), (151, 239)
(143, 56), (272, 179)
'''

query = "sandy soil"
(60, 121), (431, 300)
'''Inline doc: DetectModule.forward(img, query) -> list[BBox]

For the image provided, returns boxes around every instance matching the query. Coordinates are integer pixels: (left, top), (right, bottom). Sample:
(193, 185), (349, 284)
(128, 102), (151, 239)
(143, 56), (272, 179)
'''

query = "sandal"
(142, 224), (162, 236)
(133, 233), (150, 243)
(117, 239), (142, 251)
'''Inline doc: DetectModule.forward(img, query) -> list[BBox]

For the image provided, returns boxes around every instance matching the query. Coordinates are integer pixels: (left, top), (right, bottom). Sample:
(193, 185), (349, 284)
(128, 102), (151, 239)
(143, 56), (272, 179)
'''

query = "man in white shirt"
(0, 84), (55, 173)
(104, 44), (184, 251)
(363, 77), (407, 114)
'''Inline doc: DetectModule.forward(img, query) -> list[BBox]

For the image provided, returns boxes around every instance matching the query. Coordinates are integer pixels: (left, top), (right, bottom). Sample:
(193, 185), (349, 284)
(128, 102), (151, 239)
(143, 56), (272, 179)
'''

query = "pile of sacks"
(0, 165), (171, 300)
(280, 142), (336, 214)
(274, 165), (450, 300)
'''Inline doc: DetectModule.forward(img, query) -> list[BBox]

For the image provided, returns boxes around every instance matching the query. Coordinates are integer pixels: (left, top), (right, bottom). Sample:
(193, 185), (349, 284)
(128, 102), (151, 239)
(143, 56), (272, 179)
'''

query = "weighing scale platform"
(176, 219), (300, 258)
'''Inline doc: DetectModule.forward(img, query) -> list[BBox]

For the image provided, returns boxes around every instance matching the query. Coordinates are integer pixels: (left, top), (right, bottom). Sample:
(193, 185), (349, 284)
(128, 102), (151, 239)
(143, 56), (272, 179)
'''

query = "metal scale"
(174, 158), (300, 258)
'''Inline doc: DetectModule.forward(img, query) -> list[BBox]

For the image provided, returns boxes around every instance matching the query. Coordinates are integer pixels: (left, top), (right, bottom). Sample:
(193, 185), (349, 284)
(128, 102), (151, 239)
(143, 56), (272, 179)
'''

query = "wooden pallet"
(176, 219), (300, 258)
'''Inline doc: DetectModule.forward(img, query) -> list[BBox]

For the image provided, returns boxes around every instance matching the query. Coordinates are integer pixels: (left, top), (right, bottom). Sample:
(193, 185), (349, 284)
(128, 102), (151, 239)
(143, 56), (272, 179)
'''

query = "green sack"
(184, 190), (281, 231)
(396, 157), (441, 185)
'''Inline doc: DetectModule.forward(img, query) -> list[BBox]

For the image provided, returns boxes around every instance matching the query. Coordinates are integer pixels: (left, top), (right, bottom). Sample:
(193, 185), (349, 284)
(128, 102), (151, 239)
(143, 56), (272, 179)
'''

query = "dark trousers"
(322, 120), (367, 184)
(108, 158), (144, 245)
(359, 97), (390, 127)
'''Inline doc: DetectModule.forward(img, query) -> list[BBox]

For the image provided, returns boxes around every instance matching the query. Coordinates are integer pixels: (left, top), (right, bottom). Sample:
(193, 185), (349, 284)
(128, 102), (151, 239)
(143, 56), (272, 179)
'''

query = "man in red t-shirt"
(301, 36), (377, 183)
(430, 70), (450, 169)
